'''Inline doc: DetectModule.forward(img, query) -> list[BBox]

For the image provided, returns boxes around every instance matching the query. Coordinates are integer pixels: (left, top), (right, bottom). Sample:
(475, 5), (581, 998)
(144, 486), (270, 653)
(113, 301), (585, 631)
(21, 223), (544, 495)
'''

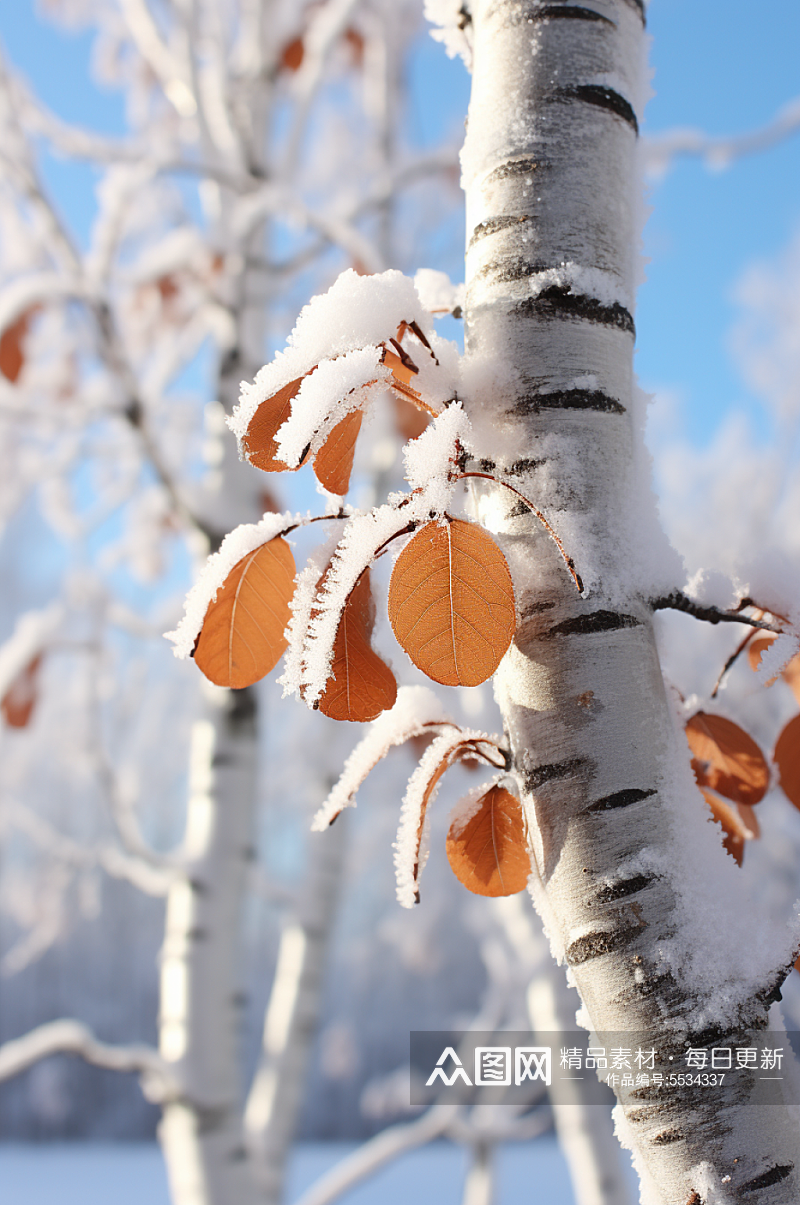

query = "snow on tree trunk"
(461, 2), (800, 1201)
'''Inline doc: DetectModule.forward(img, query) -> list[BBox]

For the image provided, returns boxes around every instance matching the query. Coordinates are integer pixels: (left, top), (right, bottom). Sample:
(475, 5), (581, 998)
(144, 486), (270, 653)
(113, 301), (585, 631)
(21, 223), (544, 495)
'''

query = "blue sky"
(1, 1), (799, 452)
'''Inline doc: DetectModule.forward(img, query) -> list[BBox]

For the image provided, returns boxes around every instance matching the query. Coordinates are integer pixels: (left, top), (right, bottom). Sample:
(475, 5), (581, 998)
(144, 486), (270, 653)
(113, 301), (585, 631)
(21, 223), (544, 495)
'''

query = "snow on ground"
(0, 1137), (640, 1204)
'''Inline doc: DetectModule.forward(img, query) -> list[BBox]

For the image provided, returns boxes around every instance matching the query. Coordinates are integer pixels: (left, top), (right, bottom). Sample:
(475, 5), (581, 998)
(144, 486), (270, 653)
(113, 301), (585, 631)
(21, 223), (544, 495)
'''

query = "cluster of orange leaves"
(189, 316), (526, 897)
(193, 320), (517, 722)
(685, 633), (800, 872)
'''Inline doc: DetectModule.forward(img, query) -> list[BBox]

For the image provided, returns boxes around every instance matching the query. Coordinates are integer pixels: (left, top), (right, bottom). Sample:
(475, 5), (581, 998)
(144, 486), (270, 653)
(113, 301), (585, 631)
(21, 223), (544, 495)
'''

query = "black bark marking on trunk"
(652, 1129), (683, 1146)
(521, 756), (588, 792)
(688, 1024), (735, 1050)
(740, 1164), (794, 1194)
(593, 873), (654, 904)
(528, 5), (613, 24)
(469, 214), (530, 248)
(622, 0), (646, 20)
(506, 457), (547, 475)
(513, 289), (636, 335)
(614, 968), (683, 1013)
(555, 84), (639, 134)
(566, 922), (642, 965)
(475, 258), (552, 284)
(538, 609), (641, 638)
(520, 598), (557, 618)
(482, 157), (550, 187)
(585, 788), (657, 813)
(515, 388), (626, 415)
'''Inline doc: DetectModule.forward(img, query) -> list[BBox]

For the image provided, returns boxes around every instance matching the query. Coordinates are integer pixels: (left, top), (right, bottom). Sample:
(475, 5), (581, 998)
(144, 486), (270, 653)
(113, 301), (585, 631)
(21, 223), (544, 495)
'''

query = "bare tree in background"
(0, 3), (463, 1202)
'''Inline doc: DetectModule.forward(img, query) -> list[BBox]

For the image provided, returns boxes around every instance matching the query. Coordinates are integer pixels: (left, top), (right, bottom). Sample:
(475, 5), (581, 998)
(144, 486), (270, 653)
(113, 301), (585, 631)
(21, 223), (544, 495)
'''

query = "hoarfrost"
(447, 778), (503, 836)
(754, 631), (800, 686)
(413, 268), (465, 315)
(165, 511), (300, 659)
(274, 345), (388, 467)
(229, 269), (434, 443)
(407, 331), (462, 411)
(394, 727), (497, 908)
(403, 402), (471, 498)
(525, 262), (633, 315)
(311, 687), (452, 830)
(424, 0), (473, 69)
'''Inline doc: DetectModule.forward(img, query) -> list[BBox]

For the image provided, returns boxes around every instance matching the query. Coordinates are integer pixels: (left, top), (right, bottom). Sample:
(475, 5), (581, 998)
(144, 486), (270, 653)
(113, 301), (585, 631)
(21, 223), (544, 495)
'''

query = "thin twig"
(710, 628), (758, 700)
(456, 471), (584, 594)
(651, 591), (784, 633)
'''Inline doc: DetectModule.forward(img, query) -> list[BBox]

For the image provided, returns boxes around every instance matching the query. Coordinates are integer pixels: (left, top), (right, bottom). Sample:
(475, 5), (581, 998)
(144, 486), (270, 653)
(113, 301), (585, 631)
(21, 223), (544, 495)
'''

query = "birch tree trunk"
(159, 689), (261, 1205)
(461, 2), (800, 1201)
(157, 183), (268, 1202)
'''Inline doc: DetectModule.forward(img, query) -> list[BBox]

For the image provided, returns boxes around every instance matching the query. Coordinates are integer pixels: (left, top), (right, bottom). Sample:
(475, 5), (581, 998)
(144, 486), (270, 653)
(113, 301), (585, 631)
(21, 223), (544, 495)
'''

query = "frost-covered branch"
(645, 94), (800, 178)
(291, 1105), (457, 1205)
(119, 0), (192, 114)
(0, 1019), (171, 1097)
(651, 590), (784, 632)
(3, 798), (173, 898)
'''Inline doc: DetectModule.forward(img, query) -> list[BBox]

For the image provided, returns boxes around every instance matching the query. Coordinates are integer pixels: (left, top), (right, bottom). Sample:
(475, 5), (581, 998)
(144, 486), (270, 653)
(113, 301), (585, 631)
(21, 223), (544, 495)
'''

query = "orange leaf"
(1, 654), (42, 729)
(774, 713), (800, 811)
(685, 712), (770, 806)
(700, 788), (751, 866)
(388, 519), (516, 687)
(0, 309), (36, 383)
(281, 36), (304, 71)
(401, 735), (478, 903)
(382, 345), (421, 404)
(313, 409), (363, 495)
(447, 785), (530, 896)
(392, 393), (429, 441)
(343, 27), (365, 65)
(783, 657), (800, 706)
(747, 633), (775, 673)
(318, 568), (397, 722)
(241, 377), (307, 472)
(194, 537), (295, 688)
(156, 274), (180, 304)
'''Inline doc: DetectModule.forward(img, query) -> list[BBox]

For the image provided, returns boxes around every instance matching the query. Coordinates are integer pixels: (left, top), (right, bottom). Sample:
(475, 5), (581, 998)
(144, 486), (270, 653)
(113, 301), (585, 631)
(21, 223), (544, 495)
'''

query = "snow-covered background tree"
(2, 1), (800, 1204)
(0, 3), (490, 1202)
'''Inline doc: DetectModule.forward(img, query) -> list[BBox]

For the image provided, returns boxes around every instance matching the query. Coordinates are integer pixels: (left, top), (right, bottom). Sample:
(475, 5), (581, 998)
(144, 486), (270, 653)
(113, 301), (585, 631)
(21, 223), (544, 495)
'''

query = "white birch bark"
(159, 690), (261, 1205)
(461, 2), (800, 1201)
